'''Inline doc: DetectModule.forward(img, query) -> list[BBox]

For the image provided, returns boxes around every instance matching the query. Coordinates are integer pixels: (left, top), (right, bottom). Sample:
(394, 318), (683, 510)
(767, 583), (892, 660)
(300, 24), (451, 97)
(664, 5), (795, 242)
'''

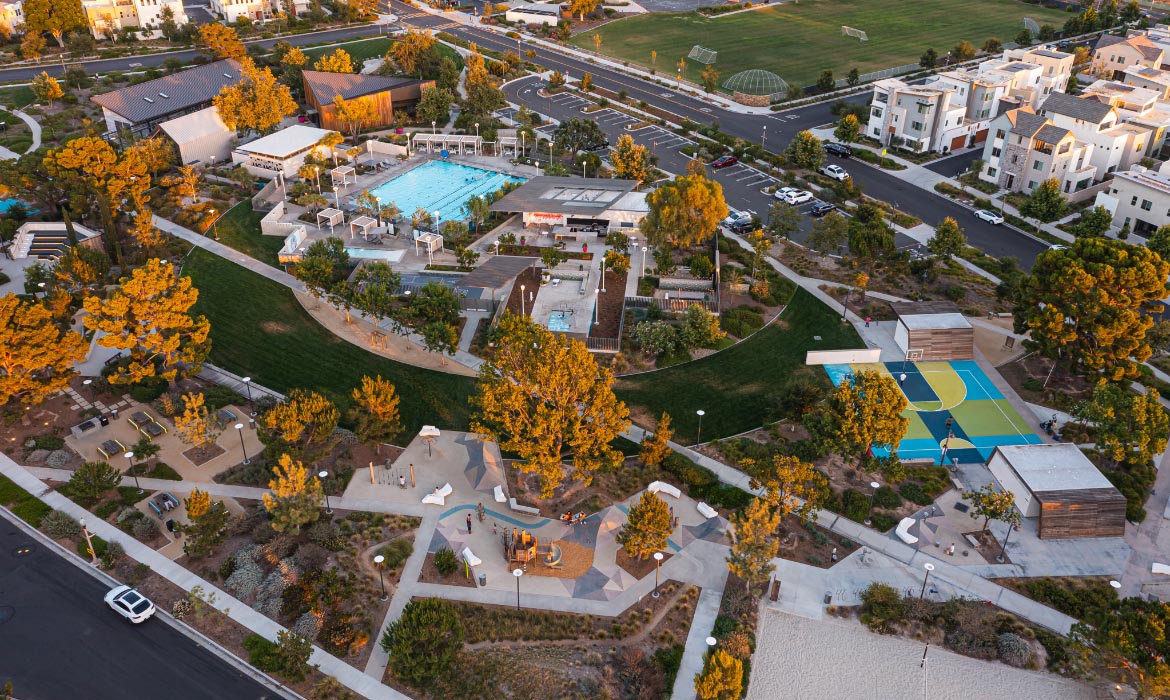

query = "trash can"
(478, 573), (486, 587)
(110, 408), (118, 420)
(824, 592), (832, 605)
(98, 414), (110, 427)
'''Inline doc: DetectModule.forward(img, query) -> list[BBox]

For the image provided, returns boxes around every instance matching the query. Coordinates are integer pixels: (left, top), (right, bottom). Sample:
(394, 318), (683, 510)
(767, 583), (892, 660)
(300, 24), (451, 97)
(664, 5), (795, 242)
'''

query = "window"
(991, 147), (1002, 158)
(987, 167), (998, 176)
(1142, 199), (1153, 211)
(1058, 142), (1070, 154)
(917, 103), (929, 114)
(1132, 195), (1140, 205)
(1028, 180), (1038, 190)
(872, 127), (880, 136)
(1032, 159), (1044, 170)
(1010, 154), (1019, 164)
(871, 108), (883, 119)
(911, 121), (924, 131)
(996, 129), (1006, 139)
(1119, 57), (1126, 65)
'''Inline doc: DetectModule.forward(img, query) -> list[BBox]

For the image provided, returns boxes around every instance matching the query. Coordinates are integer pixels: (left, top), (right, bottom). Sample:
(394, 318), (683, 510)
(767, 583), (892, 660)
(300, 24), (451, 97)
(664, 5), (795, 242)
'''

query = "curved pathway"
(0, 105), (41, 158)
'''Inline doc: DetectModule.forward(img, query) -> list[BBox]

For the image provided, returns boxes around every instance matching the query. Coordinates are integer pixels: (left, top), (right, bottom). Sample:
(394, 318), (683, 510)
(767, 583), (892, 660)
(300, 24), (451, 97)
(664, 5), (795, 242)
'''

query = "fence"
(625, 296), (718, 314)
(198, 364), (286, 404)
(252, 179), (281, 212)
(833, 63), (920, 89)
(584, 336), (620, 353)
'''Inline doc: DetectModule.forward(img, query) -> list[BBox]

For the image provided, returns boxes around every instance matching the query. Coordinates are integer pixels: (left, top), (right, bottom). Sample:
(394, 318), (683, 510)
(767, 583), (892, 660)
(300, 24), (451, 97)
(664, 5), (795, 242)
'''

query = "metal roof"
(302, 70), (430, 104)
(1040, 92), (1115, 124)
(157, 106), (231, 146)
(91, 59), (243, 124)
(236, 125), (334, 158)
(992, 444), (1115, 493)
(488, 176), (639, 214)
(458, 255), (538, 289)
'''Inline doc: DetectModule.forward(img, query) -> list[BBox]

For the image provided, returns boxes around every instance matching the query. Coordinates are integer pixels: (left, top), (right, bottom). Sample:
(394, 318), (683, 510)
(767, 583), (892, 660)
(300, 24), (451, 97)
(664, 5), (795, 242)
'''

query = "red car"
(710, 155), (738, 169)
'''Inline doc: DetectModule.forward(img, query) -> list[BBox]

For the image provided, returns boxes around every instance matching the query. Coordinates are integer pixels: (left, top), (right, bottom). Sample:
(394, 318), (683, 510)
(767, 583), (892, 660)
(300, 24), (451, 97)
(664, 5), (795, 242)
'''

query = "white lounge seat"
(462, 546), (482, 567)
(648, 481), (682, 499)
(1153, 562), (1170, 576)
(895, 517), (919, 545)
(421, 482), (453, 506)
(493, 484), (506, 503)
(697, 501), (718, 519)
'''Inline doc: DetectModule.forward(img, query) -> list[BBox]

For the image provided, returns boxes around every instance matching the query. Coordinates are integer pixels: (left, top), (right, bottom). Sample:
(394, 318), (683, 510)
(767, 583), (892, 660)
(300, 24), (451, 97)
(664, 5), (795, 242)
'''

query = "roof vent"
(143, 97), (154, 103)
(223, 73), (233, 78)
(158, 92), (169, 99)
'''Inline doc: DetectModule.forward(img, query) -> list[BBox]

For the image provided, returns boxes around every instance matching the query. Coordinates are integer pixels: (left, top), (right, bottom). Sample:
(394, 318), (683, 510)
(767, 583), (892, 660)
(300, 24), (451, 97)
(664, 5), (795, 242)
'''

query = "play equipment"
(503, 527), (539, 566)
(895, 517), (919, 544)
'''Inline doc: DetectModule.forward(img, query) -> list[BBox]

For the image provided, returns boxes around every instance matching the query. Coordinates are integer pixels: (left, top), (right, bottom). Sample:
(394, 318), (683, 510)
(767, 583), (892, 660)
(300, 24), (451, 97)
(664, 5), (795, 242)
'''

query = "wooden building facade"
(302, 71), (434, 134)
(1035, 488), (1127, 539)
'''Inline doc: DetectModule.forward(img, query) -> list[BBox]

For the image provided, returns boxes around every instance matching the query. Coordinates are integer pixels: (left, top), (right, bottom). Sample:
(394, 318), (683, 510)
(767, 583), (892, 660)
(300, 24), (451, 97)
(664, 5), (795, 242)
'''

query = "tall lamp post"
(864, 480), (880, 526)
(432, 120), (437, 135)
(762, 124), (767, 150)
(125, 451), (142, 494)
(641, 245), (648, 278)
(80, 518), (97, 566)
(319, 470), (333, 514)
(374, 554), (388, 601)
(919, 562), (935, 599)
(208, 208), (219, 240)
(82, 378), (93, 401)
(695, 409), (706, 445)
(652, 552), (664, 598)
(235, 422), (249, 465)
(513, 568), (523, 611)
(242, 376), (255, 416)
(520, 284), (526, 316)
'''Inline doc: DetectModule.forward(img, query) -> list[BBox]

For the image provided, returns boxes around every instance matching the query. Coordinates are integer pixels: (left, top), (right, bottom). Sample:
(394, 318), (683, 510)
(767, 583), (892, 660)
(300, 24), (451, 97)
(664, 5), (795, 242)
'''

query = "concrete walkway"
(670, 577), (727, 700)
(0, 105), (41, 159)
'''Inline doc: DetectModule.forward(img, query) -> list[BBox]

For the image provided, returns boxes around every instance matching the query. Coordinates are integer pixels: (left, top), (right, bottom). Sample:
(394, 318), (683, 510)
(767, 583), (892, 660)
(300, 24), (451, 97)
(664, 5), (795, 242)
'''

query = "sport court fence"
(833, 63), (921, 89)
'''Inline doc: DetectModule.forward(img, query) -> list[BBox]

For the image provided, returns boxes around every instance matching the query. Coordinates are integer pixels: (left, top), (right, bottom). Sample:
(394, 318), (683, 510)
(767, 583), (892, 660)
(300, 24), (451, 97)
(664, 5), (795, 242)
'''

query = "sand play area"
(747, 609), (1096, 700)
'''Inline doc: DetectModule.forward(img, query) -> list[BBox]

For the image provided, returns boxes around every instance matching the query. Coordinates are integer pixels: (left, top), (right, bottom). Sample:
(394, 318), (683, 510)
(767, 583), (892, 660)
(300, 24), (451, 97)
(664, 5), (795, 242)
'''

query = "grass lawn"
(573, 0), (1071, 89)
(0, 85), (36, 109)
(305, 38), (464, 69)
(615, 288), (862, 443)
(215, 202), (285, 268)
(183, 247), (475, 431)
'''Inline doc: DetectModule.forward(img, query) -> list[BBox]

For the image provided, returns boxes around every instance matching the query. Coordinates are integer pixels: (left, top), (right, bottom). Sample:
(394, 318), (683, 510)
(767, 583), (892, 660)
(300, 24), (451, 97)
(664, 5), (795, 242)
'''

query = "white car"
(722, 211), (753, 227)
(783, 189), (814, 205)
(821, 164), (850, 181)
(773, 186), (799, 200)
(974, 209), (1005, 225)
(105, 585), (156, 624)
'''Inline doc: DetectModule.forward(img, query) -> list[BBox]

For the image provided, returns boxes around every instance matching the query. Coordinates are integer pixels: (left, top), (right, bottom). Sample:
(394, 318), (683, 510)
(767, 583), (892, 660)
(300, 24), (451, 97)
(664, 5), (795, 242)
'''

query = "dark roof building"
(91, 59), (243, 137)
(488, 176), (648, 231)
(302, 71), (432, 133)
(1040, 91), (1116, 124)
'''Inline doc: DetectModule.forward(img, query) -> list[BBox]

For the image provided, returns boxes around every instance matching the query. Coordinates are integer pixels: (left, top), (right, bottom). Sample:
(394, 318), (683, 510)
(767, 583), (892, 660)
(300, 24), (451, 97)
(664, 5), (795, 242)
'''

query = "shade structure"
(722, 69), (788, 98)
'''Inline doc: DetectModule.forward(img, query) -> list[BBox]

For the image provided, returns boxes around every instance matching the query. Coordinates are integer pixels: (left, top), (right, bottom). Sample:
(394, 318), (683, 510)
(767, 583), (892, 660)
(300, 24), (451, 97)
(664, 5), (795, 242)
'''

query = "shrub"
(100, 541), (125, 569)
(860, 582), (905, 633)
(434, 546), (458, 576)
(873, 487), (902, 510)
(226, 560), (265, 598)
(653, 644), (684, 689)
(77, 534), (109, 559)
(307, 521), (345, 551)
(34, 434), (65, 451)
(128, 375), (168, 403)
(997, 632), (1033, 668)
(132, 517), (158, 540)
(293, 610), (324, 640)
(904, 466), (951, 497)
(870, 512), (898, 532)
(661, 452), (716, 488)
(378, 538), (413, 570)
(721, 306), (765, 338)
(172, 598), (194, 620)
(41, 509), (82, 539)
(841, 488), (869, 522)
(294, 542), (329, 571)
(381, 598), (464, 687)
(243, 634), (283, 672)
(692, 482), (753, 510)
(899, 482), (932, 505)
(219, 555), (237, 581)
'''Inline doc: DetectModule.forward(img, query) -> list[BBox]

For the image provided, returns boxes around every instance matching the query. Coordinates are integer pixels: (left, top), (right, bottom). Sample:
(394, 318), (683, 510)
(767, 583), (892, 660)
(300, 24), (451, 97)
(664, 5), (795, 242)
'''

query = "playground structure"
(842, 25), (869, 41)
(503, 527), (539, 567)
(722, 69), (789, 106)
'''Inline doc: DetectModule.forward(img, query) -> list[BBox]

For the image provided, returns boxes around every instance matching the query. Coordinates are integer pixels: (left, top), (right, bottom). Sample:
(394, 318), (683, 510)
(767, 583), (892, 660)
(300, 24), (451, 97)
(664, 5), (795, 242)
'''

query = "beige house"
(1039, 92), (1151, 180)
(1095, 162), (1170, 235)
(1092, 34), (1165, 78)
(82, 0), (187, 39)
(978, 107), (1094, 196)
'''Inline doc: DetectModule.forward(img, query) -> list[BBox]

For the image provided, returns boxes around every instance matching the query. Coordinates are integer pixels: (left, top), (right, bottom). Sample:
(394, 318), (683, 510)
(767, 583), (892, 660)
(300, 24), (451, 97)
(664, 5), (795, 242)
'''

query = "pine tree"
(262, 454), (325, 534)
(69, 461), (121, 504)
(173, 392), (219, 449)
(616, 491), (673, 559)
(639, 412), (673, 468)
(348, 375), (402, 451)
(726, 497), (780, 592)
(182, 488), (229, 558)
(694, 649), (743, 700)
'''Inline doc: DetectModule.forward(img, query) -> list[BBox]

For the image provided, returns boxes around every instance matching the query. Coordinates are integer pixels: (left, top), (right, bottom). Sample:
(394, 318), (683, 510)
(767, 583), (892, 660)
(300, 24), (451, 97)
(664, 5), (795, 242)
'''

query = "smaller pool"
(548, 310), (573, 333)
(344, 248), (406, 262)
(0, 199), (36, 215)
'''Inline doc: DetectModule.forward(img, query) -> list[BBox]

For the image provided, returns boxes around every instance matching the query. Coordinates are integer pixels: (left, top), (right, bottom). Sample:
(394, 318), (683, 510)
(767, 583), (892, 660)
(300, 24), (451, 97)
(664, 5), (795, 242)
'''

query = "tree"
(331, 95), (376, 138)
(963, 483), (1017, 531)
(642, 171), (727, 248)
(726, 497), (780, 592)
(261, 389), (340, 461)
(471, 314), (630, 497)
(1075, 382), (1169, 467)
(20, 32), (45, 63)
(1071, 598), (1170, 697)
(351, 261), (401, 330)
(1013, 238), (1169, 381)
(580, 72), (593, 91)
(274, 631), (314, 683)
(821, 370), (908, 459)
(390, 29), (436, 75)
(1121, 0), (1142, 22)
(1148, 224), (1170, 261)
(182, 488), (229, 558)
(680, 304), (724, 349)
(414, 85), (453, 123)
(616, 491), (672, 559)
(927, 217), (966, 260)
(610, 134), (652, 184)
(0, 294), (86, 406)
(31, 71), (63, 107)
(381, 598), (463, 688)
(745, 454), (824, 522)
(197, 23), (246, 59)
(1018, 178), (1066, 223)
(314, 48), (354, 74)
(411, 282), (461, 355)
(694, 649), (743, 700)
(767, 203), (799, 242)
(848, 204), (896, 264)
(847, 67), (861, 87)
(806, 211), (848, 255)
(262, 454), (324, 534)
(69, 461), (121, 504)
(22, 0), (86, 47)
(213, 58), (299, 136)
(700, 64), (720, 93)
(128, 436), (160, 468)
(553, 118), (608, 152)
(983, 37), (1003, 54)
(785, 131), (825, 171)
(953, 40), (976, 60)
(1072, 205), (1113, 238)
(833, 114), (860, 144)
(920, 48), (938, 68)
(296, 237), (349, 299)
(816, 70), (835, 92)
(639, 412), (673, 468)
(568, 0), (600, 20)
(83, 259), (211, 385)
(162, 164), (201, 202)
(174, 392), (220, 449)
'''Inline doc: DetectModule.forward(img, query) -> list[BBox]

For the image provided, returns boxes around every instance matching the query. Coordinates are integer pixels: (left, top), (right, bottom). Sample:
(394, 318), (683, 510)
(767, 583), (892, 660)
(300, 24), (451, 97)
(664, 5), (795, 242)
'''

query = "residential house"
(0, 1), (23, 35)
(1091, 33), (1165, 78)
(1121, 64), (1170, 99)
(91, 58), (243, 137)
(978, 106), (1094, 196)
(210, 0), (308, 22)
(302, 71), (433, 133)
(1094, 161), (1170, 234)
(1080, 79), (1170, 155)
(993, 46), (1076, 109)
(1039, 91), (1151, 180)
(1122, 24), (1170, 68)
(83, 0), (188, 39)
(866, 79), (987, 153)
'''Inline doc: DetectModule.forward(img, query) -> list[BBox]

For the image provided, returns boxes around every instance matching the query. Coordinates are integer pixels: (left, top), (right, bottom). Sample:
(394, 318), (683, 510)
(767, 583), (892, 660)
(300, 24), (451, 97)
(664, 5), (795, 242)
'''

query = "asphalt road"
(924, 149), (984, 179)
(0, 517), (279, 700)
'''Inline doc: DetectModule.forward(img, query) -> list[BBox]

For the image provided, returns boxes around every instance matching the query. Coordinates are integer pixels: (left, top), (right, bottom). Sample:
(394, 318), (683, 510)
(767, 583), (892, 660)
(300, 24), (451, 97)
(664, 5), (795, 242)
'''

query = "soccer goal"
(1023, 17), (1040, 38)
(687, 45), (718, 64)
(842, 25), (869, 41)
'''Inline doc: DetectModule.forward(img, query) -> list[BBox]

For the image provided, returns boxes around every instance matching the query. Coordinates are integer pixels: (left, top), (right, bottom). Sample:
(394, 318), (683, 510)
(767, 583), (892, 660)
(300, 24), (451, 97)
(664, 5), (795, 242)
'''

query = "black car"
(728, 219), (755, 233)
(824, 142), (852, 158)
(810, 201), (836, 217)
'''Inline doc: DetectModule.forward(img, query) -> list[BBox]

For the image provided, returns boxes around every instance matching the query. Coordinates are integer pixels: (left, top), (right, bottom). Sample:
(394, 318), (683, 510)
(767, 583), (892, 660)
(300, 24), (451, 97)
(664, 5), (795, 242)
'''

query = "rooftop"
(1040, 92), (1115, 124)
(488, 176), (639, 214)
(235, 124), (334, 159)
(302, 70), (430, 104)
(157, 106), (232, 147)
(992, 444), (1115, 493)
(1010, 110), (1051, 138)
(91, 59), (243, 124)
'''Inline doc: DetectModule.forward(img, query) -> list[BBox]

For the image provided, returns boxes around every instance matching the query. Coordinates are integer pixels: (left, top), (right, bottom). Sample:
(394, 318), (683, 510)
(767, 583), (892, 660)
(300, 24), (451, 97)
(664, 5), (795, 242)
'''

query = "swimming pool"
(344, 248), (406, 262)
(549, 310), (573, 332)
(0, 199), (36, 215)
(367, 160), (525, 223)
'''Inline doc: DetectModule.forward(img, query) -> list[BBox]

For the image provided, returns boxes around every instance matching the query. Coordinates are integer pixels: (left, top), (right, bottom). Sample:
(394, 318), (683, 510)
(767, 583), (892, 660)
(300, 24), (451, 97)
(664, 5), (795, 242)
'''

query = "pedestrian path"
(0, 105), (41, 159)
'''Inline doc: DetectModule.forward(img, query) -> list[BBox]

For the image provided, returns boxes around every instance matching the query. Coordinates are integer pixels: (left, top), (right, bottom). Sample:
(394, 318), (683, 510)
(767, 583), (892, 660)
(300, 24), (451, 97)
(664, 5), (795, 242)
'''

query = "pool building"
(487, 176), (648, 233)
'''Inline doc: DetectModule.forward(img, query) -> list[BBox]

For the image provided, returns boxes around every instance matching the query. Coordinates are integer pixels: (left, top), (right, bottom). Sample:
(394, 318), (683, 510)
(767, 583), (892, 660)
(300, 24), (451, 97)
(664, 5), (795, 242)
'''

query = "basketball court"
(823, 360), (1042, 464)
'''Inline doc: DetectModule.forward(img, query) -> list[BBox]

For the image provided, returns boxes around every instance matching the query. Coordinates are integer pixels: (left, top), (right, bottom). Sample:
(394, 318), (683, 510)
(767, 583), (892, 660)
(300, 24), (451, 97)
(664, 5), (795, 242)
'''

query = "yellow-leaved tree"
(213, 57), (298, 136)
(694, 648), (743, 700)
(31, 70), (63, 107)
(642, 170), (728, 248)
(83, 259), (211, 385)
(639, 411), (673, 468)
(261, 388), (340, 461)
(332, 95), (376, 139)
(182, 487), (229, 557)
(472, 313), (630, 497)
(615, 490), (672, 559)
(744, 454), (825, 523)
(726, 496), (780, 592)
(313, 48), (354, 74)
(389, 28), (435, 75)
(610, 134), (652, 186)
(348, 375), (402, 452)
(197, 23), (246, 59)
(173, 392), (220, 449)
(820, 370), (908, 461)
(0, 293), (87, 406)
(263, 454), (324, 533)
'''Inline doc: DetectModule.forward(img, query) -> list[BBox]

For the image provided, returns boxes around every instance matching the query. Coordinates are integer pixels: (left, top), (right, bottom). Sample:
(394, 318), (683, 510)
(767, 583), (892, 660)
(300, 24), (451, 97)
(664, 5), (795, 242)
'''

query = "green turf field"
(573, 0), (1071, 90)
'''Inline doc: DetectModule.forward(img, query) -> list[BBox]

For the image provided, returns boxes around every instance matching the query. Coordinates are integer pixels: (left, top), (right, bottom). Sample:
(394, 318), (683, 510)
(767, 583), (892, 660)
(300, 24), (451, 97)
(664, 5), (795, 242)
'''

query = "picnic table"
(98, 439), (126, 459)
(216, 407), (238, 428)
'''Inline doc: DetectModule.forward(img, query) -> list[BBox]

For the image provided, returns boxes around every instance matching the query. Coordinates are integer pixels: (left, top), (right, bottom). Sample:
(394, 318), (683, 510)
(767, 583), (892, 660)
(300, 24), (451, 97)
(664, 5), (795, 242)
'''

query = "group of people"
(559, 511), (587, 525)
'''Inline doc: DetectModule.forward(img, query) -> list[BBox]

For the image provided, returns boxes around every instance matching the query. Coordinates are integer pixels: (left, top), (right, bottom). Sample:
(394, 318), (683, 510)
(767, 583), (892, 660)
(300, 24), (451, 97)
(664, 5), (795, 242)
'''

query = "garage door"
(974, 128), (989, 144)
(950, 134), (966, 152)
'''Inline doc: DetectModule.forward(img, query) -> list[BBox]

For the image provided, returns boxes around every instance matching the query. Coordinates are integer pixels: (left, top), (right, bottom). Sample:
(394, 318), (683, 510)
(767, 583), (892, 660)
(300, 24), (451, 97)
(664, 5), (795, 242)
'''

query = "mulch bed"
(418, 552), (478, 587)
(616, 548), (671, 579)
(592, 269), (627, 340)
(504, 266), (544, 317)
(182, 443), (225, 466)
(965, 528), (1012, 564)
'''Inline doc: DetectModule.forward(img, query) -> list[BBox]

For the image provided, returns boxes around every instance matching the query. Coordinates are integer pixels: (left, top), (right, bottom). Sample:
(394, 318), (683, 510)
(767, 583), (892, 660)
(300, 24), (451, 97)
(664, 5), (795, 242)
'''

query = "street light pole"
(513, 568), (523, 611)
(762, 124), (767, 150)
(919, 562), (935, 599)
(520, 284), (526, 316)
(242, 376), (255, 416)
(80, 518), (97, 566)
(209, 208), (219, 240)
(235, 422), (249, 465)
(652, 552), (664, 598)
(124, 451), (142, 493)
(865, 481), (880, 526)
(319, 470), (333, 514)
(695, 409), (705, 445)
(641, 246), (648, 278)
(997, 524), (1014, 563)
(374, 554), (388, 601)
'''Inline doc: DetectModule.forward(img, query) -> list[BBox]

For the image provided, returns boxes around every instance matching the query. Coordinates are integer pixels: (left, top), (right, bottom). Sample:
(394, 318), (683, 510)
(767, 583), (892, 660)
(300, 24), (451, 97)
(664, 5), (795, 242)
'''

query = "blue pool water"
(548, 310), (573, 332)
(343, 247), (405, 262)
(367, 160), (525, 223)
(0, 199), (36, 215)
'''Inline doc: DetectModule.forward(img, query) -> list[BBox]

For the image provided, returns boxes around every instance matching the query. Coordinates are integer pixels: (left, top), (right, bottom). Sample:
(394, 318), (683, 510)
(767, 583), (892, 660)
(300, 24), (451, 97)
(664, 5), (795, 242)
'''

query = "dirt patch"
(182, 443), (226, 466)
(418, 552), (478, 587)
(259, 321), (293, 334)
(616, 548), (671, 579)
(527, 539), (595, 579)
(964, 528), (1010, 564)
(997, 354), (1092, 414)
(503, 265), (543, 317)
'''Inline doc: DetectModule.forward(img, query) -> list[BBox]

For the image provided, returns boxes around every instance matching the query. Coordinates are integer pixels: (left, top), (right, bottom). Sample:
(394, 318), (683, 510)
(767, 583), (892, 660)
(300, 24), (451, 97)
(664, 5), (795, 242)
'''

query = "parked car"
(773, 186), (799, 200)
(973, 209), (1005, 225)
(727, 219), (756, 234)
(105, 586), (156, 624)
(810, 201), (836, 217)
(722, 210), (753, 227)
(710, 155), (739, 169)
(820, 164), (850, 181)
(824, 142), (853, 157)
(783, 189), (814, 205)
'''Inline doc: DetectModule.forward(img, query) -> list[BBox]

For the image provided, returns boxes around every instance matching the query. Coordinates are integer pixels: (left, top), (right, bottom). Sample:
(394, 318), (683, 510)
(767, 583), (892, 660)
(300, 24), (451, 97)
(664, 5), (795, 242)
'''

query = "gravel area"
(748, 609), (1097, 700)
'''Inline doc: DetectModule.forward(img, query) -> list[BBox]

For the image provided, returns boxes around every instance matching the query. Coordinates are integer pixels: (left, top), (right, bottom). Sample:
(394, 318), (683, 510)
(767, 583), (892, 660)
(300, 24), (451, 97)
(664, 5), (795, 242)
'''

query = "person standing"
(466, 513), (473, 534)
(899, 372), (907, 386)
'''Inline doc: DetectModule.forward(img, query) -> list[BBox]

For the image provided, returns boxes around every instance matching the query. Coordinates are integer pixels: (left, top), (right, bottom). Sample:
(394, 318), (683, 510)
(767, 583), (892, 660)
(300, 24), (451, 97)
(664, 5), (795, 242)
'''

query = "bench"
(216, 407), (238, 428)
(895, 517), (919, 545)
(147, 501), (164, 519)
(697, 502), (718, 519)
(141, 421), (166, 439)
(461, 547), (482, 567)
(421, 482), (453, 506)
(1153, 563), (1170, 576)
(493, 484), (506, 503)
(508, 498), (541, 516)
(98, 439), (126, 459)
(648, 481), (682, 499)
